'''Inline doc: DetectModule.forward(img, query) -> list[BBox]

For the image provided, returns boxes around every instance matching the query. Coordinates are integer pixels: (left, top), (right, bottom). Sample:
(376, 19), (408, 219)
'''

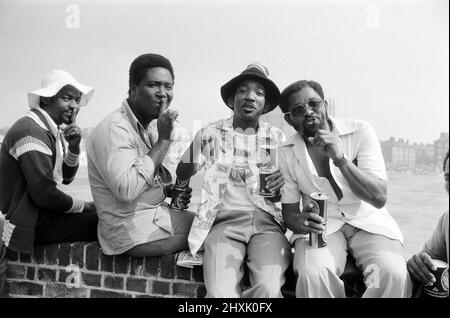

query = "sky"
(0, 0), (448, 144)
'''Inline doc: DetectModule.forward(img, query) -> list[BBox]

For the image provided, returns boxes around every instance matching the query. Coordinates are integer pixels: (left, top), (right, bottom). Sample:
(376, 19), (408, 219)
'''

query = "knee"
(294, 257), (330, 282)
(364, 257), (408, 286)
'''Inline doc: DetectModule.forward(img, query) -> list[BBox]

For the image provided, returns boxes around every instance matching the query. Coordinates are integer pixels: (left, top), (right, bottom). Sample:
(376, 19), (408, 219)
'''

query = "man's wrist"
(68, 145), (80, 154)
(333, 153), (348, 167)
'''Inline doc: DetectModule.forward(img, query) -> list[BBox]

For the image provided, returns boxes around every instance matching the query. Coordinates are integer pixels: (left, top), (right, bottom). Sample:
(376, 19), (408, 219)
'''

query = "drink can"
(423, 259), (449, 298)
(259, 168), (276, 197)
(258, 142), (278, 197)
(169, 178), (190, 210)
(309, 192), (328, 248)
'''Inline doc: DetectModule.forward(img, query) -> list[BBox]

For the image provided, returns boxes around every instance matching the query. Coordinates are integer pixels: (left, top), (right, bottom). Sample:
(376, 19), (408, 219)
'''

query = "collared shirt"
(188, 117), (286, 256)
(86, 100), (174, 255)
(279, 117), (404, 243)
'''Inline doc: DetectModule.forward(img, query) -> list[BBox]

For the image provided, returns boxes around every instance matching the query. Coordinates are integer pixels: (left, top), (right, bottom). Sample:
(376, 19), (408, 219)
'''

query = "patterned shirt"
(188, 116), (286, 255)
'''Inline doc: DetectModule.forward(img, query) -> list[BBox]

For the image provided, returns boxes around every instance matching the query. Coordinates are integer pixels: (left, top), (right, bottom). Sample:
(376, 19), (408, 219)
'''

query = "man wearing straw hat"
(0, 70), (97, 296)
(176, 62), (291, 297)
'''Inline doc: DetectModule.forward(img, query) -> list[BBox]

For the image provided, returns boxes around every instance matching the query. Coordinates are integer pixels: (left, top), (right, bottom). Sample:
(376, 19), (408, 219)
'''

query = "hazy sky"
(0, 0), (448, 144)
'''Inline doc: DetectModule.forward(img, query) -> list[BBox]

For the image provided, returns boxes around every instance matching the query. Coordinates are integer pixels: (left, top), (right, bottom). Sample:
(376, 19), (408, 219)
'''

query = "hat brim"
(220, 74), (280, 114)
(27, 81), (94, 109)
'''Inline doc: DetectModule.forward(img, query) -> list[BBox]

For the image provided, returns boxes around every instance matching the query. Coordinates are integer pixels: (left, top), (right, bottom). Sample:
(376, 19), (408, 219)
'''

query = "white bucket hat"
(27, 69), (94, 109)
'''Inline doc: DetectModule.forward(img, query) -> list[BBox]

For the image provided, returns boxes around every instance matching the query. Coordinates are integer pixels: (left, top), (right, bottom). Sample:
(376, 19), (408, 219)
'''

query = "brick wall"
(4, 242), (206, 298)
(4, 241), (363, 298)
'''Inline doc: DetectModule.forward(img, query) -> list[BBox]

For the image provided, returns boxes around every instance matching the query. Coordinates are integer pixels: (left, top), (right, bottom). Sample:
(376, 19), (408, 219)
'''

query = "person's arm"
(407, 211), (449, 285)
(13, 133), (86, 213)
(175, 128), (213, 180)
(89, 111), (178, 203)
(61, 108), (81, 184)
(308, 120), (387, 208)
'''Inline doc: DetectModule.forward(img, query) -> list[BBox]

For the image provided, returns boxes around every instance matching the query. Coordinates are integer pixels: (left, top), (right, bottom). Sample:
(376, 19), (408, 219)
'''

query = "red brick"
(45, 283), (89, 298)
(58, 269), (70, 283)
(104, 275), (124, 290)
(7, 281), (44, 296)
(26, 266), (36, 280)
(114, 254), (130, 274)
(152, 280), (171, 295)
(126, 277), (147, 293)
(82, 272), (101, 287)
(70, 242), (85, 268)
(90, 289), (128, 298)
(144, 256), (159, 277)
(57, 244), (71, 266)
(130, 257), (144, 276)
(84, 242), (100, 271)
(173, 282), (196, 297)
(37, 268), (57, 282)
(66, 286), (89, 298)
(6, 249), (18, 261)
(6, 264), (26, 279)
(45, 283), (68, 297)
(32, 245), (45, 264)
(44, 244), (59, 265)
(192, 266), (204, 282)
(175, 266), (192, 281)
(160, 254), (175, 279)
(19, 252), (31, 263)
(100, 253), (114, 272)
(196, 284), (206, 298)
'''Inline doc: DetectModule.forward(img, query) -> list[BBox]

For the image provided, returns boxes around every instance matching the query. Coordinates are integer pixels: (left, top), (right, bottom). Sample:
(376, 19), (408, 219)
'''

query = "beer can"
(259, 168), (276, 197)
(309, 192), (328, 248)
(423, 259), (449, 298)
(169, 178), (190, 210)
(258, 142), (278, 197)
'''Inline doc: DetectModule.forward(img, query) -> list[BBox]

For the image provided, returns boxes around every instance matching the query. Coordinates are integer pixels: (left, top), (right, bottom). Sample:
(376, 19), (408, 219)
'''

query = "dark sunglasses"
(285, 99), (324, 117)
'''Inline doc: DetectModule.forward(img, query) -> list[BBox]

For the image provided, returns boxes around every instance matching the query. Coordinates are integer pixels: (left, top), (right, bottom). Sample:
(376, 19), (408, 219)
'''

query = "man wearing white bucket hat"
(0, 70), (98, 296)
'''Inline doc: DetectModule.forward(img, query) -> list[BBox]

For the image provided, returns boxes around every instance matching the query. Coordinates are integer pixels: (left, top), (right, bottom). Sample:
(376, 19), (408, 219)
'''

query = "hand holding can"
(169, 178), (192, 210)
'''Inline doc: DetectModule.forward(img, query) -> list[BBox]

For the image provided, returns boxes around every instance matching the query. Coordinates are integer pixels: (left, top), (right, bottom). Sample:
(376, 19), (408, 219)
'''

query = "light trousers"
(293, 223), (413, 298)
(203, 209), (291, 298)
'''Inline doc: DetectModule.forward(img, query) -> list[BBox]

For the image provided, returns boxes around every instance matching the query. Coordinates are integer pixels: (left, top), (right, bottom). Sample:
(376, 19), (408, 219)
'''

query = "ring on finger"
(304, 220), (310, 226)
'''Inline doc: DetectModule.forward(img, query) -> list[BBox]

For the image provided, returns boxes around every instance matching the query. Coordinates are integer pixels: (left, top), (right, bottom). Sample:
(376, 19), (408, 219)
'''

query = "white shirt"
(220, 131), (258, 212)
(279, 117), (404, 244)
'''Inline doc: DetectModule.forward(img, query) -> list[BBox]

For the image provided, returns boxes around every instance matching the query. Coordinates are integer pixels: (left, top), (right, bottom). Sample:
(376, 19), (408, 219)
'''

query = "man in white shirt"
(278, 80), (412, 298)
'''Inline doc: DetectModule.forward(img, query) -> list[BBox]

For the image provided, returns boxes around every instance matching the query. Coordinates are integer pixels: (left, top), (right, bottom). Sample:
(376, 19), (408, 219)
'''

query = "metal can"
(169, 178), (190, 210)
(309, 192), (328, 248)
(258, 142), (278, 197)
(423, 259), (449, 298)
(259, 168), (276, 197)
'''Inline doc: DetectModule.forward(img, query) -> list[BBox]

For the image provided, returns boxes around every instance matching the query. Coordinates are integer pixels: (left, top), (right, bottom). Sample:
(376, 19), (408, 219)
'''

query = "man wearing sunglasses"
(277, 80), (412, 298)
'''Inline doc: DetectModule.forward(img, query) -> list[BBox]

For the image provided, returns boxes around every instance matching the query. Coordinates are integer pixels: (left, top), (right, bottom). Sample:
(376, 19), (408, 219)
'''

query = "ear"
(227, 96), (234, 109)
(284, 113), (294, 127)
(40, 97), (52, 108)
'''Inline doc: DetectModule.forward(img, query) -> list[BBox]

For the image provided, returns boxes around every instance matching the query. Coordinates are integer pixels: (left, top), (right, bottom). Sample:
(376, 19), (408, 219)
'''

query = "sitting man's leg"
(35, 210), (98, 244)
(348, 227), (413, 298)
(125, 209), (195, 257)
(203, 210), (251, 298)
(244, 228), (291, 298)
(293, 230), (348, 298)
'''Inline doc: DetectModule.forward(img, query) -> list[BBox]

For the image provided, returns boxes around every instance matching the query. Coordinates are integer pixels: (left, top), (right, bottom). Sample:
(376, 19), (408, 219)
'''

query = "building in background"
(434, 132), (449, 167)
(381, 137), (416, 167)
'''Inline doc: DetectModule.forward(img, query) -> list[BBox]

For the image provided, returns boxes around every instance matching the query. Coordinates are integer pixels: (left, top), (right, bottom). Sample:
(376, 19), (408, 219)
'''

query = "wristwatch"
(333, 154), (348, 167)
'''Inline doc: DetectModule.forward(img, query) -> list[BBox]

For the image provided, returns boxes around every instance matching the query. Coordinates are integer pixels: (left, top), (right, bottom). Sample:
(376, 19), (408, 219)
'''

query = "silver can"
(309, 192), (328, 248)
